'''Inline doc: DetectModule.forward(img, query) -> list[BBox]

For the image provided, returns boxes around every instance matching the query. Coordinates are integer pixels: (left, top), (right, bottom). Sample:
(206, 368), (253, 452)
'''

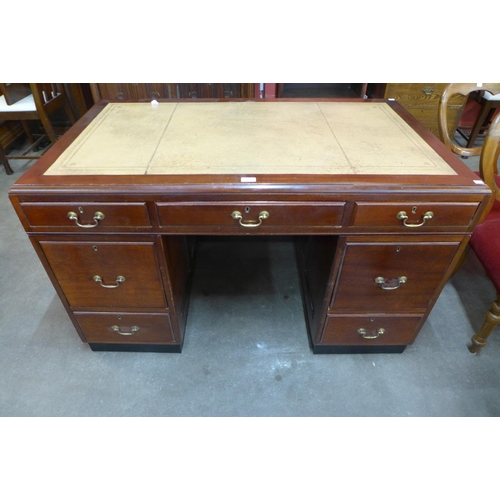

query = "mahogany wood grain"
(321, 314), (424, 345)
(74, 312), (176, 344)
(8, 98), (493, 353)
(330, 239), (460, 311)
(21, 202), (151, 230)
(295, 236), (338, 343)
(159, 235), (194, 338)
(38, 239), (167, 309)
(351, 202), (479, 229)
(156, 202), (346, 233)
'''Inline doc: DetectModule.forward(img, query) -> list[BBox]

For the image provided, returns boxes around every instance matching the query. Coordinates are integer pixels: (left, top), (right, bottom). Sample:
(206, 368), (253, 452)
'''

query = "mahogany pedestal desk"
(9, 99), (491, 354)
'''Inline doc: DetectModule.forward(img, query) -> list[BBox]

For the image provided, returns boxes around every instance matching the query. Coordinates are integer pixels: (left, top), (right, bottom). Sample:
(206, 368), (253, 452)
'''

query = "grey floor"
(2, 148), (500, 417)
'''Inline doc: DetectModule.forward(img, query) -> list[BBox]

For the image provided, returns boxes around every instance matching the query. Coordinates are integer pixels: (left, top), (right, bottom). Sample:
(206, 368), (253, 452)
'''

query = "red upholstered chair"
(467, 113), (500, 353)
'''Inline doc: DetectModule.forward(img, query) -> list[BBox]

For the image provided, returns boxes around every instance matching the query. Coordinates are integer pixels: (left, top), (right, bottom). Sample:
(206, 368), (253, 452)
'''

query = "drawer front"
(385, 83), (465, 107)
(331, 241), (459, 311)
(156, 202), (345, 232)
(39, 241), (167, 308)
(321, 314), (423, 345)
(74, 312), (175, 344)
(21, 202), (151, 230)
(351, 202), (479, 229)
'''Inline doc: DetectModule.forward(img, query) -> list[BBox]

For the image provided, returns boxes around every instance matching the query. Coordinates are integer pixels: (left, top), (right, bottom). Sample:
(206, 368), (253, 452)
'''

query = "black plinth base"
(88, 343), (183, 353)
(313, 344), (407, 354)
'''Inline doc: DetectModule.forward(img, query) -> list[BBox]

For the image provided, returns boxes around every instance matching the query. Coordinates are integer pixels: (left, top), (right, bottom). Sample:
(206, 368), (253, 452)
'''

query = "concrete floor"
(2, 149), (500, 417)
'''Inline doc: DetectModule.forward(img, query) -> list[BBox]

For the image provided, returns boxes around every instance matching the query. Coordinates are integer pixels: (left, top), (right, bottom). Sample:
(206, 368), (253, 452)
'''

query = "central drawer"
(39, 240), (167, 309)
(156, 202), (345, 232)
(331, 240), (460, 311)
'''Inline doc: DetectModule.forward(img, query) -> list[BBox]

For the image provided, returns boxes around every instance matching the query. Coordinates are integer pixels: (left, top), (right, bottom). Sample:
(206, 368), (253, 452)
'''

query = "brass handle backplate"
(111, 325), (139, 336)
(232, 210), (269, 228)
(93, 275), (125, 288)
(375, 276), (407, 290)
(358, 328), (385, 339)
(68, 211), (105, 228)
(397, 210), (433, 228)
(422, 87), (435, 96)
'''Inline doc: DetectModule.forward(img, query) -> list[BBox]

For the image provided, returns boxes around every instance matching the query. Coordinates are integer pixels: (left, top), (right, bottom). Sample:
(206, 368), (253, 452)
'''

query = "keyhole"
(245, 206), (250, 213)
(78, 206), (84, 214)
(93, 246), (98, 252)
(412, 206), (417, 214)
(396, 246), (401, 252)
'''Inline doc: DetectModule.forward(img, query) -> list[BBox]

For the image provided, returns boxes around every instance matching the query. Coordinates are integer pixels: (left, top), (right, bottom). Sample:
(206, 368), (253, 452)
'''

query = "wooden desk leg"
(469, 293), (500, 353)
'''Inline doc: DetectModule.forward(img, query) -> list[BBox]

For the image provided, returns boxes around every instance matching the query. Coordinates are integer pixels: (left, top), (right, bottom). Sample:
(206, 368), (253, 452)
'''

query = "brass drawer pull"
(358, 328), (385, 339)
(111, 325), (139, 336)
(397, 210), (433, 227)
(93, 275), (125, 288)
(231, 210), (269, 228)
(67, 211), (105, 228)
(375, 276), (407, 290)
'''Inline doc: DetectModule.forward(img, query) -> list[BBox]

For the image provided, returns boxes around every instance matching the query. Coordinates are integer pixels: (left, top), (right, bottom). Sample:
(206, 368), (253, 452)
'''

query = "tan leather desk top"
(45, 101), (456, 177)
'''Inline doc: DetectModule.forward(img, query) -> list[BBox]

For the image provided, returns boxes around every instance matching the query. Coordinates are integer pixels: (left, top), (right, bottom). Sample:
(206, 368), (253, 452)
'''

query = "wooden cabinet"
(30, 232), (191, 351)
(90, 83), (255, 102)
(380, 83), (467, 137)
(9, 99), (490, 354)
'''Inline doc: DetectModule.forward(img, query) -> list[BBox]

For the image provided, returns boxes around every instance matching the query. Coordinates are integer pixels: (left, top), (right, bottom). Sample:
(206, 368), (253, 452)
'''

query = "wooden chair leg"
(0, 144), (14, 175)
(467, 102), (493, 147)
(21, 120), (35, 144)
(469, 293), (500, 353)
